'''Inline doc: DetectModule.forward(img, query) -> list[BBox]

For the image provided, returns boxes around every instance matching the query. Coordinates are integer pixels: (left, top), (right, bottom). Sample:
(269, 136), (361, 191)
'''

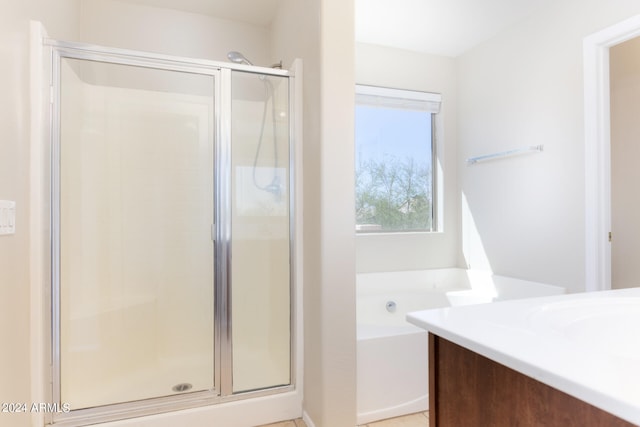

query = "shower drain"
(172, 383), (193, 393)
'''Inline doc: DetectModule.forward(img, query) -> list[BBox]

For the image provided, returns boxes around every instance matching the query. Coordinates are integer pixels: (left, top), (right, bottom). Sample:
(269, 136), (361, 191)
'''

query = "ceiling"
(119, 0), (552, 58)
(356, 0), (554, 57)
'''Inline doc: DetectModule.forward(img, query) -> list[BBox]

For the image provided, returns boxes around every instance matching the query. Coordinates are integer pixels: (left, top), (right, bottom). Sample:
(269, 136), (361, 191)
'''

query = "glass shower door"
(58, 57), (216, 409)
(230, 71), (291, 393)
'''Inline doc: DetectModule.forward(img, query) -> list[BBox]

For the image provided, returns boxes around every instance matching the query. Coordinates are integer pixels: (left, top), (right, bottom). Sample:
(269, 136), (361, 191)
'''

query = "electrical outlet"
(0, 201), (16, 235)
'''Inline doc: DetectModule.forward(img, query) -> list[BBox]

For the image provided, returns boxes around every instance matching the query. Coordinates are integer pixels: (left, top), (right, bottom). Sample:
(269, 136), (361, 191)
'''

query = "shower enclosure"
(46, 40), (297, 426)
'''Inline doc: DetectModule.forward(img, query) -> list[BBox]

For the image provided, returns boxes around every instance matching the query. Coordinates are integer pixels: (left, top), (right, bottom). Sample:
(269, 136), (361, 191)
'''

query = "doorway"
(610, 37), (640, 289)
(583, 14), (640, 292)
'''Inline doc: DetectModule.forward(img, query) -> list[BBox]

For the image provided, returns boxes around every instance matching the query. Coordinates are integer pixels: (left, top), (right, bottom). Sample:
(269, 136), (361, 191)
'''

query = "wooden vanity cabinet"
(428, 333), (635, 427)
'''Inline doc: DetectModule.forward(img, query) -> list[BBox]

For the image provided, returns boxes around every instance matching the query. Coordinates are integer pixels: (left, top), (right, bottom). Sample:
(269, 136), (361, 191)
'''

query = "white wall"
(315, 0), (357, 424)
(355, 43), (460, 273)
(273, 1), (357, 426)
(457, 0), (640, 293)
(610, 36), (640, 289)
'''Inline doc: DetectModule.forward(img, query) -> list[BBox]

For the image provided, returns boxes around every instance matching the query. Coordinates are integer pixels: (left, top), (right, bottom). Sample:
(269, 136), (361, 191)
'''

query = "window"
(355, 85), (441, 233)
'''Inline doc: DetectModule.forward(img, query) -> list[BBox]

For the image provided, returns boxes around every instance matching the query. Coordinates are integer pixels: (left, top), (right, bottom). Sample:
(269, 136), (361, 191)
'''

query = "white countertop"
(406, 287), (640, 426)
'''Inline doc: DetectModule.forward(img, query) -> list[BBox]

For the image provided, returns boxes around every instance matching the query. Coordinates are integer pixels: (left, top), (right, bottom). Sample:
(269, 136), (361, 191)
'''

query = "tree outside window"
(355, 86), (440, 233)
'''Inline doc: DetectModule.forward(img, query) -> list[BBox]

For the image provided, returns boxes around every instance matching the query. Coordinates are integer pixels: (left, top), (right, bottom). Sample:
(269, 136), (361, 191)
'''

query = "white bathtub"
(356, 268), (565, 425)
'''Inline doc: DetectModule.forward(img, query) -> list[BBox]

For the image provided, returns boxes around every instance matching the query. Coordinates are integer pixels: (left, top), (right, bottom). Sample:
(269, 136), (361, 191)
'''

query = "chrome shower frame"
(44, 39), (299, 427)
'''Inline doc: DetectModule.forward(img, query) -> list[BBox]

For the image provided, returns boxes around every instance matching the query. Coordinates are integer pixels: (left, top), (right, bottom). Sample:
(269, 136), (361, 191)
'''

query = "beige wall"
(78, 0), (272, 66)
(610, 36), (640, 289)
(457, 0), (640, 292)
(0, 2), (79, 427)
(355, 43), (460, 273)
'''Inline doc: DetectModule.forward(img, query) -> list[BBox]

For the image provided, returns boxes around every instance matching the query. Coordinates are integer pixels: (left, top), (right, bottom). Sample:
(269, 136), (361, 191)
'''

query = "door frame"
(584, 14), (640, 292)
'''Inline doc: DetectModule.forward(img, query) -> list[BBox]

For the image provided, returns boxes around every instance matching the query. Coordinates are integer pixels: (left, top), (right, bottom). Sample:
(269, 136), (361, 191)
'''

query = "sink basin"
(527, 297), (640, 361)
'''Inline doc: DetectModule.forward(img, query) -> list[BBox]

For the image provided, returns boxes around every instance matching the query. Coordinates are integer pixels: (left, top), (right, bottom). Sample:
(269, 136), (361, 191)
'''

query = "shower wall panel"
(230, 73), (291, 393)
(59, 58), (215, 409)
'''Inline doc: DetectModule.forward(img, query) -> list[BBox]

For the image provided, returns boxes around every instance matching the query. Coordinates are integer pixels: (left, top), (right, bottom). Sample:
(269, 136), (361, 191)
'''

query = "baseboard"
(302, 410), (316, 427)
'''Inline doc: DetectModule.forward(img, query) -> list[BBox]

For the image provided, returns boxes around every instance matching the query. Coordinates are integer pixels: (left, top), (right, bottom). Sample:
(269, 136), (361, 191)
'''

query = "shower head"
(227, 51), (253, 66)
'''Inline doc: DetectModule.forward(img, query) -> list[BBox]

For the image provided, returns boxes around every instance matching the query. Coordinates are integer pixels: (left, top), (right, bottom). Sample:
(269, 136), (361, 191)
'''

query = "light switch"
(0, 201), (16, 236)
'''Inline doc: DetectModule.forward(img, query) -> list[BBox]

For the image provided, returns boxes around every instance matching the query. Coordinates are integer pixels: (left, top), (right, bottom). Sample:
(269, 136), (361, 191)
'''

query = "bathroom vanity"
(407, 288), (640, 427)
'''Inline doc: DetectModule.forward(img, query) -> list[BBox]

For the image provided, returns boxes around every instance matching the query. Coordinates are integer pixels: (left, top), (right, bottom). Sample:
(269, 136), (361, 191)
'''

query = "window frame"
(354, 84), (442, 234)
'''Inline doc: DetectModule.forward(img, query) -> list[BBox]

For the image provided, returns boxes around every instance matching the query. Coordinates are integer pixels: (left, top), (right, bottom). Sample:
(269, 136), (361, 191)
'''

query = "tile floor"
(362, 412), (428, 427)
(258, 411), (428, 427)
(259, 419), (307, 427)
